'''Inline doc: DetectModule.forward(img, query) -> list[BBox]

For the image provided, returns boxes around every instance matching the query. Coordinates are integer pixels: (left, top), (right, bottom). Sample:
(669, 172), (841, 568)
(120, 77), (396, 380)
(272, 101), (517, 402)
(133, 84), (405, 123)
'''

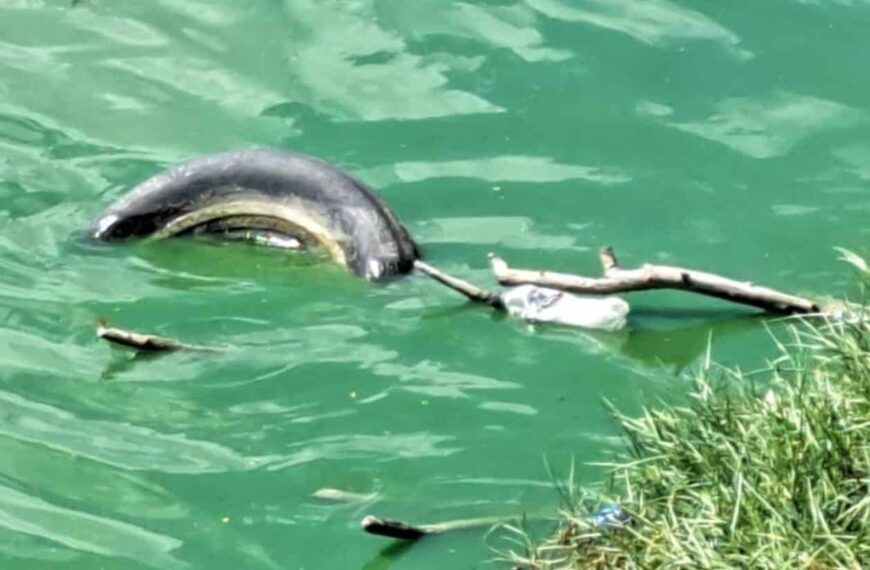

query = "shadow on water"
(361, 540), (416, 570)
(413, 301), (511, 323)
(99, 349), (167, 381)
(121, 237), (358, 293)
(622, 307), (768, 372)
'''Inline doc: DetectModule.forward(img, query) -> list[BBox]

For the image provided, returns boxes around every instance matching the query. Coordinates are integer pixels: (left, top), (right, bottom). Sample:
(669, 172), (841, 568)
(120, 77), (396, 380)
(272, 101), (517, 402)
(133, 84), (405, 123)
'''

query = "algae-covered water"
(1, 1), (868, 568)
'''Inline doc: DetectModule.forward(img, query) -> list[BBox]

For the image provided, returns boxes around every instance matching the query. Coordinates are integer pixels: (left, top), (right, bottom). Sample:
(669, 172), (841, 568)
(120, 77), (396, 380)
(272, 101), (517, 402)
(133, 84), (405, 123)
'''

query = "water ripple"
(525, 0), (744, 51)
(0, 390), (257, 474)
(0, 436), (186, 521)
(266, 432), (460, 471)
(388, 155), (629, 184)
(391, 1), (571, 62)
(639, 92), (863, 159)
(414, 216), (585, 251)
(373, 361), (518, 399)
(0, 484), (183, 569)
(479, 400), (538, 416)
(282, 0), (502, 121)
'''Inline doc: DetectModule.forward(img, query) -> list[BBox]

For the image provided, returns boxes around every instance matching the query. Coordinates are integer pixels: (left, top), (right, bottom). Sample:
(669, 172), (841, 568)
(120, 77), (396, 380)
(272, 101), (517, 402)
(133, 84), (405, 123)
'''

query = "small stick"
(96, 319), (222, 352)
(490, 248), (820, 315)
(361, 514), (509, 541)
(361, 516), (429, 540)
(312, 488), (378, 503)
(414, 260), (504, 309)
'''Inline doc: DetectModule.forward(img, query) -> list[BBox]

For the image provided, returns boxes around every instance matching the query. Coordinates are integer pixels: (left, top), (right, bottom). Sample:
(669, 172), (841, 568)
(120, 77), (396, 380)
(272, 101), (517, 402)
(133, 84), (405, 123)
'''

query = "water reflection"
(0, 436), (186, 521)
(524, 0), (742, 50)
(622, 310), (766, 372)
(387, 155), (629, 184)
(388, 0), (571, 63)
(834, 144), (870, 181)
(282, 0), (502, 121)
(102, 55), (283, 116)
(361, 541), (415, 570)
(0, 389), (257, 473)
(414, 216), (586, 251)
(373, 361), (518, 399)
(0, 0), (867, 568)
(266, 432), (460, 471)
(640, 92), (863, 159)
(100, 349), (169, 381)
(0, 484), (183, 569)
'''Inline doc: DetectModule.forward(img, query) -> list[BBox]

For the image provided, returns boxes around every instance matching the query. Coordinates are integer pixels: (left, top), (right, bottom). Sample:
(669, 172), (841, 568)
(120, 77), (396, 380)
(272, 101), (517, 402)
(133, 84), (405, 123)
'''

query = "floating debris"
(362, 516), (428, 540)
(501, 285), (629, 332)
(96, 319), (224, 352)
(589, 503), (630, 528)
(361, 514), (509, 541)
(313, 488), (378, 504)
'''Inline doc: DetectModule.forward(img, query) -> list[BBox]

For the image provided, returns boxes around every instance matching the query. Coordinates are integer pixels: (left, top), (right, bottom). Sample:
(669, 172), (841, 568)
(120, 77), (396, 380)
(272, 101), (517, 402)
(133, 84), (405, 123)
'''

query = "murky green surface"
(1, 1), (868, 568)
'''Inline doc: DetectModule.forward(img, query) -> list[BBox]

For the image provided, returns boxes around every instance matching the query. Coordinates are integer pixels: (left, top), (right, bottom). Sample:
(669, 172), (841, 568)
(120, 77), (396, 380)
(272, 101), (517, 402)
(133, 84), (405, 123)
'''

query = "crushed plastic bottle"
(501, 285), (629, 332)
(589, 503), (630, 528)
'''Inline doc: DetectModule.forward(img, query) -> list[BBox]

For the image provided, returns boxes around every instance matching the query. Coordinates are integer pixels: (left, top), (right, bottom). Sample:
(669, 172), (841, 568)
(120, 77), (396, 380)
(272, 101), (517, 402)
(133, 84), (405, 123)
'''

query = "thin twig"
(414, 260), (504, 309)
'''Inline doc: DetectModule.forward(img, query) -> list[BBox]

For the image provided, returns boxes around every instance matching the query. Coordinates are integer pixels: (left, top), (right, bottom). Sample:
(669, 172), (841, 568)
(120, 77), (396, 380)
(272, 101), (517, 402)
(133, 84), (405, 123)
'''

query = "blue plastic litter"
(589, 503), (629, 528)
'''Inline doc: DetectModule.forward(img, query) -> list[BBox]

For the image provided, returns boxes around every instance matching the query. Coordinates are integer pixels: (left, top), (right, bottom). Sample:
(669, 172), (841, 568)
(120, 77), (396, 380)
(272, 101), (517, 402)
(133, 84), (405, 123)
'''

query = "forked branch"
(489, 247), (820, 315)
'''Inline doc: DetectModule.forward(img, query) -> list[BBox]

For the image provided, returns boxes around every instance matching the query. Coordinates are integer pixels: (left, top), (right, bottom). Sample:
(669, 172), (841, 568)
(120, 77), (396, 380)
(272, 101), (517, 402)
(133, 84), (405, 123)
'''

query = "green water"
(1, 0), (868, 568)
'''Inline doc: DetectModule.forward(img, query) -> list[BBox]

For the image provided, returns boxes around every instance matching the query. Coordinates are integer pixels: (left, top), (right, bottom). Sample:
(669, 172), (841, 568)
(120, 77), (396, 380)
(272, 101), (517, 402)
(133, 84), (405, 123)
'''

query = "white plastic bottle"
(501, 285), (629, 332)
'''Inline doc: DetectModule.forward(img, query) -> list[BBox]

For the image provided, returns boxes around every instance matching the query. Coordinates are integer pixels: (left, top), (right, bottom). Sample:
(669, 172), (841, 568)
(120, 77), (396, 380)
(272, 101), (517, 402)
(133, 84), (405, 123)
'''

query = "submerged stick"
(362, 516), (429, 540)
(490, 247), (820, 315)
(96, 319), (222, 352)
(413, 260), (504, 309)
(312, 488), (378, 503)
(361, 514), (509, 541)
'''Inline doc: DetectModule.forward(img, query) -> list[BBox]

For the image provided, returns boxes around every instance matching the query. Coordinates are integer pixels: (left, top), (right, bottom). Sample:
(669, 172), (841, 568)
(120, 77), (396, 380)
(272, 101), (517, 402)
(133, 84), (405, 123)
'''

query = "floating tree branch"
(361, 514), (509, 541)
(489, 247), (821, 315)
(96, 319), (223, 352)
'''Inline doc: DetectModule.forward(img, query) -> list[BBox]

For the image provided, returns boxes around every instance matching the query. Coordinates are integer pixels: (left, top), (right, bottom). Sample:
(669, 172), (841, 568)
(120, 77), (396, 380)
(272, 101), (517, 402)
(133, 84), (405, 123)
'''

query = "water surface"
(1, 1), (868, 568)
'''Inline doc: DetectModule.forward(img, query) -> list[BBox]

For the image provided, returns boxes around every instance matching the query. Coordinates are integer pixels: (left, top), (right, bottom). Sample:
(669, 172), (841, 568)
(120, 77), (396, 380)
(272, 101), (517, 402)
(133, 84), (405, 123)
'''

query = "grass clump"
(510, 260), (869, 569)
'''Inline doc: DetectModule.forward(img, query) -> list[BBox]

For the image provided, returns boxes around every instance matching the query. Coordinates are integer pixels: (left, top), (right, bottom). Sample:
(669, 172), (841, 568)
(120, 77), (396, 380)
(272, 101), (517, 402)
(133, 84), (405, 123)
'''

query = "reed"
(506, 253), (868, 569)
